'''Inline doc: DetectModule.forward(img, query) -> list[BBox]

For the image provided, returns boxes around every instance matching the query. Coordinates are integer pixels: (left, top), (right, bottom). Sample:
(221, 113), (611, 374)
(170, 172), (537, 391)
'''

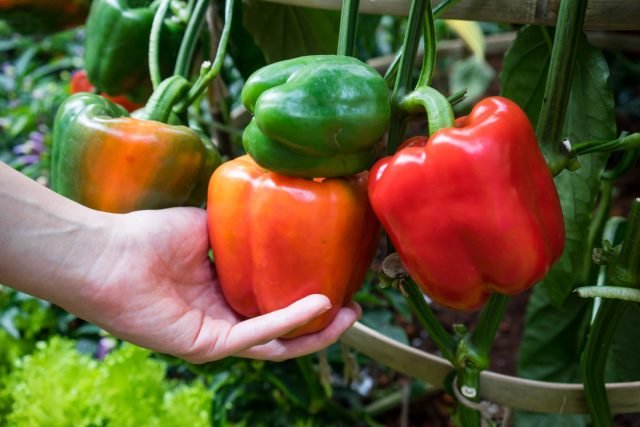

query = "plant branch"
(337, 0), (359, 56)
(400, 278), (456, 362)
(536, 0), (588, 175)
(386, 0), (428, 155)
(174, 0), (210, 78)
(149, 0), (172, 88)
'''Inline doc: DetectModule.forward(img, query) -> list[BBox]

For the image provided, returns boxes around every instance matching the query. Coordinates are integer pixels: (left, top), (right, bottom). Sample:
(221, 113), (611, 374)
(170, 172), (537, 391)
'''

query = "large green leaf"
(514, 288), (590, 427)
(501, 26), (616, 306)
(242, 0), (340, 63)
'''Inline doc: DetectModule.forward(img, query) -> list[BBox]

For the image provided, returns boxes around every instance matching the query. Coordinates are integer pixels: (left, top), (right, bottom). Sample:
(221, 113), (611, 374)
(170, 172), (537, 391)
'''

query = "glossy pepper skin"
(207, 155), (379, 337)
(52, 93), (221, 213)
(241, 55), (390, 178)
(369, 96), (565, 311)
(84, 0), (183, 99)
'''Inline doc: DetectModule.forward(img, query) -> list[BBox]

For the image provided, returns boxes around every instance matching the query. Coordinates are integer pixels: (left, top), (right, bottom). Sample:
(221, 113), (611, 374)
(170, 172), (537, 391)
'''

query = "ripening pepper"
(0, 0), (88, 33)
(52, 77), (221, 213)
(369, 96), (565, 311)
(70, 70), (144, 113)
(207, 155), (379, 337)
(84, 0), (184, 99)
(241, 55), (390, 178)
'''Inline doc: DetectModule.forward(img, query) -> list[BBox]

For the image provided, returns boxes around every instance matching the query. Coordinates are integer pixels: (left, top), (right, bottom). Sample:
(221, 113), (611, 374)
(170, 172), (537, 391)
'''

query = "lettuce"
(2, 337), (212, 426)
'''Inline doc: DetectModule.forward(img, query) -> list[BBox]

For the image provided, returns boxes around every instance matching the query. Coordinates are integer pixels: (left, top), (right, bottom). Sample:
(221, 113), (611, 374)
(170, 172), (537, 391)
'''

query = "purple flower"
(12, 131), (46, 165)
(96, 337), (117, 360)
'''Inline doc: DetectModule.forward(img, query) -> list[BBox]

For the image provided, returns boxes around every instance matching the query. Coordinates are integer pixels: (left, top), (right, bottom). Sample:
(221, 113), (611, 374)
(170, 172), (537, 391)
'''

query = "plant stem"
(581, 298), (626, 427)
(536, 0), (588, 175)
(470, 294), (510, 357)
(139, 76), (191, 122)
(337, 0), (359, 56)
(572, 132), (640, 156)
(398, 85), (454, 135)
(581, 199), (640, 426)
(576, 286), (640, 302)
(415, 0), (435, 88)
(603, 148), (640, 180)
(609, 199), (640, 290)
(401, 278), (456, 362)
(383, 0), (462, 87)
(176, 0), (235, 113)
(149, 0), (173, 88)
(386, 0), (427, 155)
(174, 0), (210, 78)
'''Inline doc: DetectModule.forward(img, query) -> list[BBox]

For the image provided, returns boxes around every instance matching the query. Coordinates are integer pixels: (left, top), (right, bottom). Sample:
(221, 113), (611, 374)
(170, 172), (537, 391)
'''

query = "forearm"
(0, 162), (116, 309)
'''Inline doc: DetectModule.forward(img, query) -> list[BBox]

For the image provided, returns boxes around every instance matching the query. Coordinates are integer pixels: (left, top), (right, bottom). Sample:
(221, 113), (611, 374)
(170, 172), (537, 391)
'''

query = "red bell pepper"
(207, 155), (379, 337)
(369, 96), (565, 311)
(70, 70), (144, 113)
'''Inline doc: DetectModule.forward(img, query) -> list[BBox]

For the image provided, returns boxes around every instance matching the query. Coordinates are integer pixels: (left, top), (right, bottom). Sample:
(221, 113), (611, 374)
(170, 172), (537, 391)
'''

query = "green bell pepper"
(241, 55), (391, 178)
(84, 0), (184, 100)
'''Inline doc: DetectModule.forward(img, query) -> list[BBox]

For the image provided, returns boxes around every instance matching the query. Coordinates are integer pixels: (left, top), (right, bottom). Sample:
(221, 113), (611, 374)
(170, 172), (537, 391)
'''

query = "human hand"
(70, 207), (361, 363)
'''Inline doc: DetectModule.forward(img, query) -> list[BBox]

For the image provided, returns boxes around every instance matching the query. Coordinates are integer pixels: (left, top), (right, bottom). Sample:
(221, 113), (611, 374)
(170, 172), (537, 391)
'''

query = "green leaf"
(361, 308), (409, 345)
(605, 303), (640, 382)
(227, 0), (267, 79)
(501, 26), (616, 306)
(449, 56), (495, 114)
(242, 0), (340, 63)
(514, 288), (590, 427)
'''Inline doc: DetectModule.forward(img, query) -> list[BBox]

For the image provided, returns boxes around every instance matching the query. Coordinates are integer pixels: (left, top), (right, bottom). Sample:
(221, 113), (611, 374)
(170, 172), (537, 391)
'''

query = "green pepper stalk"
(580, 199), (640, 427)
(536, 0), (588, 176)
(176, 0), (235, 112)
(149, 0), (174, 88)
(386, 0), (428, 155)
(571, 132), (640, 156)
(173, 0), (210, 78)
(337, 0), (360, 57)
(383, 0), (462, 88)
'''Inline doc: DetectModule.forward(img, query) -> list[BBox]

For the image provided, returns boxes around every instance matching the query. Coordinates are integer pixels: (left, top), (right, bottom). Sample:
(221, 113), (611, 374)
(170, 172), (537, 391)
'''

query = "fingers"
(184, 294), (333, 363)
(237, 302), (361, 361)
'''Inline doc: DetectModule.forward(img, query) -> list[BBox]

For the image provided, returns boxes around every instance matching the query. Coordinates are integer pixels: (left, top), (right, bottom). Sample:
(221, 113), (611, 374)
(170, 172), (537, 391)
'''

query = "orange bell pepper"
(207, 155), (379, 337)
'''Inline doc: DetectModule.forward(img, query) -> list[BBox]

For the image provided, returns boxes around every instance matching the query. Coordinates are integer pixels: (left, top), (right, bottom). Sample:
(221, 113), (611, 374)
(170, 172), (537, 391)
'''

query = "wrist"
(0, 163), (119, 313)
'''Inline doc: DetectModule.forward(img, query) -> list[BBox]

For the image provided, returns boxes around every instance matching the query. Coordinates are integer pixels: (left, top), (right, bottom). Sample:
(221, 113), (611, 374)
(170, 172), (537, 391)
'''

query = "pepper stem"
(400, 278), (456, 362)
(581, 200), (640, 426)
(337, 0), (359, 57)
(139, 76), (191, 122)
(386, 0), (428, 155)
(536, 0), (588, 175)
(398, 86), (455, 135)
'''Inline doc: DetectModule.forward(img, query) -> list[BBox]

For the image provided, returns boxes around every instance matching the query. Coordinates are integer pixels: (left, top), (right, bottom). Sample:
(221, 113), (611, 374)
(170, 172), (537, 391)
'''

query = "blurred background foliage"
(1, 2), (639, 426)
